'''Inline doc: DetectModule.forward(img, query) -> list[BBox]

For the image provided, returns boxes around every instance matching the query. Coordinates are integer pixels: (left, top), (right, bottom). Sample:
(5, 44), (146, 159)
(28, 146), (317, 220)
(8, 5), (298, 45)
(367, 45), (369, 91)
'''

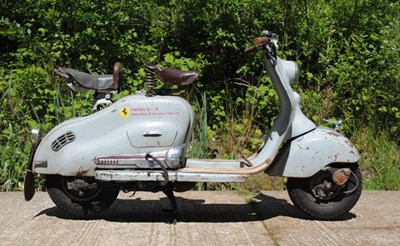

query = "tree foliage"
(1, 0), (399, 190)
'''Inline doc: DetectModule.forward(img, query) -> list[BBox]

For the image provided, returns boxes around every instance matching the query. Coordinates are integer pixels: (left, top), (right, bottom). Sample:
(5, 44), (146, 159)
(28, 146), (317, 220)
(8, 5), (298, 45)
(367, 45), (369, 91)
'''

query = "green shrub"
(1, 0), (399, 190)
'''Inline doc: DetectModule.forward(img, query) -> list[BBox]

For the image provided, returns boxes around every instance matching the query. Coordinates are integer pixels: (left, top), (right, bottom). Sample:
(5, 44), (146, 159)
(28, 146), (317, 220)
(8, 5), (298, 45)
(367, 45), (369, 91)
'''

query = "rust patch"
(334, 154), (338, 162)
(264, 159), (272, 166)
(76, 170), (89, 176)
(345, 140), (355, 148)
(327, 131), (341, 137)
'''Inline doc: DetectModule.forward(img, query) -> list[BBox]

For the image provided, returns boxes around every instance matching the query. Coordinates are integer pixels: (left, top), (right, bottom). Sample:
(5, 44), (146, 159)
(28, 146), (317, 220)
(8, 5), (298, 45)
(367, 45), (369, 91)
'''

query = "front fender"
(266, 128), (359, 178)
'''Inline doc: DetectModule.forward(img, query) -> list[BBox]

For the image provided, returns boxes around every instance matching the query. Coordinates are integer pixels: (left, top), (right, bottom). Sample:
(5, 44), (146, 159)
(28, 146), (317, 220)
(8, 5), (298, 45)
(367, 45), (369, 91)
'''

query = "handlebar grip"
(245, 36), (272, 53)
(253, 37), (269, 46)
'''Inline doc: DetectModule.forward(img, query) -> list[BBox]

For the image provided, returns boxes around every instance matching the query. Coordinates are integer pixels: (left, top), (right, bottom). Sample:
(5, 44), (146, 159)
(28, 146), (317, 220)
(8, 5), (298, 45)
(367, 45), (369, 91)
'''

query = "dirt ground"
(0, 190), (399, 245)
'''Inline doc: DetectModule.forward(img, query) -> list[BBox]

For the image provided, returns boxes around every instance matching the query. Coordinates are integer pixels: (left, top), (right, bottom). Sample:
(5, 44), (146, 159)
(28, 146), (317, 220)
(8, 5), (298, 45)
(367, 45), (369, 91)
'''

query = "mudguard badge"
(119, 107), (130, 120)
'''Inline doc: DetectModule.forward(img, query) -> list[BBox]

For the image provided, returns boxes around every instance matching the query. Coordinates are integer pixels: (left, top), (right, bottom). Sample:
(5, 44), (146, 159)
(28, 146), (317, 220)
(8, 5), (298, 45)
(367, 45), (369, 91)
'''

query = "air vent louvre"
(51, 131), (76, 151)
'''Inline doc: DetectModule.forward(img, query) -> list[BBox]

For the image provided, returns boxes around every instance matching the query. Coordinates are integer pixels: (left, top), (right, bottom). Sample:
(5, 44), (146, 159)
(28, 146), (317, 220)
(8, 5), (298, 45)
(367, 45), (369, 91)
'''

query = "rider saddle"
(145, 65), (198, 86)
(55, 63), (198, 92)
(55, 63), (198, 109)
(55, 62), (122, 93)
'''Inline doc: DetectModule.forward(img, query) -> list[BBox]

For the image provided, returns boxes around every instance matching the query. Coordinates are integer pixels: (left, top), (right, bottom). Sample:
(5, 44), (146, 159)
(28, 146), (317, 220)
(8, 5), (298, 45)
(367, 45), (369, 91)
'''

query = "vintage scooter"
(24, 31), (362, 220)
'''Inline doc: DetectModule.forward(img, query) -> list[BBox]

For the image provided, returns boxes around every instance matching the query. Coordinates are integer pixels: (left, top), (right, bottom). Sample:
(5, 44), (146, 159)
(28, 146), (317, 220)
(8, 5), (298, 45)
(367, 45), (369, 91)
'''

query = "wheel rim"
(308, 171), (345, 203)
(287, 165), (362, 220)
(60, 176), (102, 202)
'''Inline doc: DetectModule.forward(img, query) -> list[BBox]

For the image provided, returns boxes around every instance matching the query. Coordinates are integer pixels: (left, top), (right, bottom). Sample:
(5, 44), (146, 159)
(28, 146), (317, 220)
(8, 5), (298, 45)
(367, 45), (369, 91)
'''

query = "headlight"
(280, 60), (299, 85)
(288, 61), (299, 85)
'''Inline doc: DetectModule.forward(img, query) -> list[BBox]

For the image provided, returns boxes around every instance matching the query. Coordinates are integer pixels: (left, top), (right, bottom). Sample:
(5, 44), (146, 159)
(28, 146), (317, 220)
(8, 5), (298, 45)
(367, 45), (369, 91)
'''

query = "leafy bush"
(1, 0), (399, 190)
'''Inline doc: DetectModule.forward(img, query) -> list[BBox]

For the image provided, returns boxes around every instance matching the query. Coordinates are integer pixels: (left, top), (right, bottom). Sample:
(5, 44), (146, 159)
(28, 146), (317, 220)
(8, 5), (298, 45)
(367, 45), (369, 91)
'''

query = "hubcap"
(61, 177), (102, 202)
(310, 171), (342, 202)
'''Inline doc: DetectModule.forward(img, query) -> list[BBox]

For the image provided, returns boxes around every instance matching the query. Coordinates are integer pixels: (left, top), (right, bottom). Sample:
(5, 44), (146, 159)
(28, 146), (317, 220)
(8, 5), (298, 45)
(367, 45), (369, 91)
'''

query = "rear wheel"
(286, 164), (362, 220)
(46, 175), (119, 218)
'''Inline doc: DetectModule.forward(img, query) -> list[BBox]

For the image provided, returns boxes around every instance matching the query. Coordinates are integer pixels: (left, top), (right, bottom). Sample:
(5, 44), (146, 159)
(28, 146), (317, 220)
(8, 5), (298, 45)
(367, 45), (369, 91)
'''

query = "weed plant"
(354, 128), (400, 190)
(188, 89), (400, 193)
(187, 90), (284, 192)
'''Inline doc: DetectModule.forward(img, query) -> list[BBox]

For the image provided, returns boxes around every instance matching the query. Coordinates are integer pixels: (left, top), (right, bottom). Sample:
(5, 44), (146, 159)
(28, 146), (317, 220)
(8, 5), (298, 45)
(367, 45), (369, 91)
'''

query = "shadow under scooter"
(34, 193), (356, 223)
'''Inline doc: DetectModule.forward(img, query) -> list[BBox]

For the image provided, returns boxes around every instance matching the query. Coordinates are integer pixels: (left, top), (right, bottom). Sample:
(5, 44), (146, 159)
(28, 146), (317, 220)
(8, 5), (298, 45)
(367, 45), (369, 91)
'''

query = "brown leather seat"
(155, 67), (198, 86)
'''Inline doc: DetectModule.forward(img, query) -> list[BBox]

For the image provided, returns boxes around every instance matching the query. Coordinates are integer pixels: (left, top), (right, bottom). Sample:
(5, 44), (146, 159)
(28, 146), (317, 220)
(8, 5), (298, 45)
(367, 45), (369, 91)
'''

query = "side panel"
(32, 94), (194, 176)
(266, 128), (359, 177)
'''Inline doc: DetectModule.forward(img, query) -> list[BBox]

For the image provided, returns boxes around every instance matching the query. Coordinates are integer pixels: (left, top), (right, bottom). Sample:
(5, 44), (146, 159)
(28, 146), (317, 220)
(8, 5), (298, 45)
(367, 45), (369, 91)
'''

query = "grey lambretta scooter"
(24, 31), (362, 220)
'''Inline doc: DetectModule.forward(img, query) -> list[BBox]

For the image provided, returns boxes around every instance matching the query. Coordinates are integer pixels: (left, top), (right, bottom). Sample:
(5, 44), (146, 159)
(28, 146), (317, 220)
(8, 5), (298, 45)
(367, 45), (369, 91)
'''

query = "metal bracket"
(323, 119), (343, 131)
(145, 152), (169, 186)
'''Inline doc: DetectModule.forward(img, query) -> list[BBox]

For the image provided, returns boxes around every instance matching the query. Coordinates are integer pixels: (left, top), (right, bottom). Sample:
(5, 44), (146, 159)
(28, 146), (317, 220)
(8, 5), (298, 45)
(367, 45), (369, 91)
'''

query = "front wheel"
(286, 164), (362, 220)
(46, 175), (119, 219)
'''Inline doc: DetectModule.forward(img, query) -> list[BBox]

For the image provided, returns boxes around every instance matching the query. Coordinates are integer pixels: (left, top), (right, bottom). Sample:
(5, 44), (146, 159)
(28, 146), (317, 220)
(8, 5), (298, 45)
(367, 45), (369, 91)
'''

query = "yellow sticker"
(119, 107), (130, 120)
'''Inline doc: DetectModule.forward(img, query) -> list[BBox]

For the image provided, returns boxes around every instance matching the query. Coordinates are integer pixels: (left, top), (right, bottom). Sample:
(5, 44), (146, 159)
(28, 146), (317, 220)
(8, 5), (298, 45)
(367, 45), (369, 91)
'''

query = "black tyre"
(46, 175), (119, 219)
(286, 164), (362, 220)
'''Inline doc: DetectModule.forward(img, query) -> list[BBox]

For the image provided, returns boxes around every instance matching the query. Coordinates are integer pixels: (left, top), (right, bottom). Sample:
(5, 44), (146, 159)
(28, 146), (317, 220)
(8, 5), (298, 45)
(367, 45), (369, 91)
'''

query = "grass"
(187, 92), (400, 192)
(187, 92), (285, 193)
(0, 124), (30, 191)
(353, 127), (400, 190)
(0, 68), (66, 191)
(188, 92), (210, 159)
(1, 73), (27, 191)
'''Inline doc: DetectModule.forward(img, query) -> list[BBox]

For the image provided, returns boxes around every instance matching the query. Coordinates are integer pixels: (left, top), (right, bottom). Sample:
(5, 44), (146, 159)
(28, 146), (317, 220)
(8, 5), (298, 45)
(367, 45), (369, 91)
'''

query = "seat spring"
(145, 69), (156, 95)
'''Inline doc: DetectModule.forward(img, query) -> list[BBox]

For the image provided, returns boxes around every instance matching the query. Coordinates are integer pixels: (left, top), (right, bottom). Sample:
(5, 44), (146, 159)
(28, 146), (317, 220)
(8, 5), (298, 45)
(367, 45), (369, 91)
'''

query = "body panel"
(185, 58), (316, 171)
(32, 94), (194, 176)
(266, 128), (360, 177)
(95, 169), (249, 183)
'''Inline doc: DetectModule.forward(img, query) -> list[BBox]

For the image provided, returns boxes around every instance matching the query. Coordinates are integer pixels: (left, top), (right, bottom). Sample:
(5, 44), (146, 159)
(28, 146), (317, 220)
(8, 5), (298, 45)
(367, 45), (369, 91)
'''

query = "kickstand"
(162, 183), (177, 212)
(162, 183), (178, 224)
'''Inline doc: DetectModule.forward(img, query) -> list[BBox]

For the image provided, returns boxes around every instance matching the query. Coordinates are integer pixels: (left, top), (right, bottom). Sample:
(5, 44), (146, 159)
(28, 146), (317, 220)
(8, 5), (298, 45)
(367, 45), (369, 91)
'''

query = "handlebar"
(254, 37), (270, 46)
(244, 45), (257, 53)
(244, 36), (271, 53)
(245, 31), (278, 53)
